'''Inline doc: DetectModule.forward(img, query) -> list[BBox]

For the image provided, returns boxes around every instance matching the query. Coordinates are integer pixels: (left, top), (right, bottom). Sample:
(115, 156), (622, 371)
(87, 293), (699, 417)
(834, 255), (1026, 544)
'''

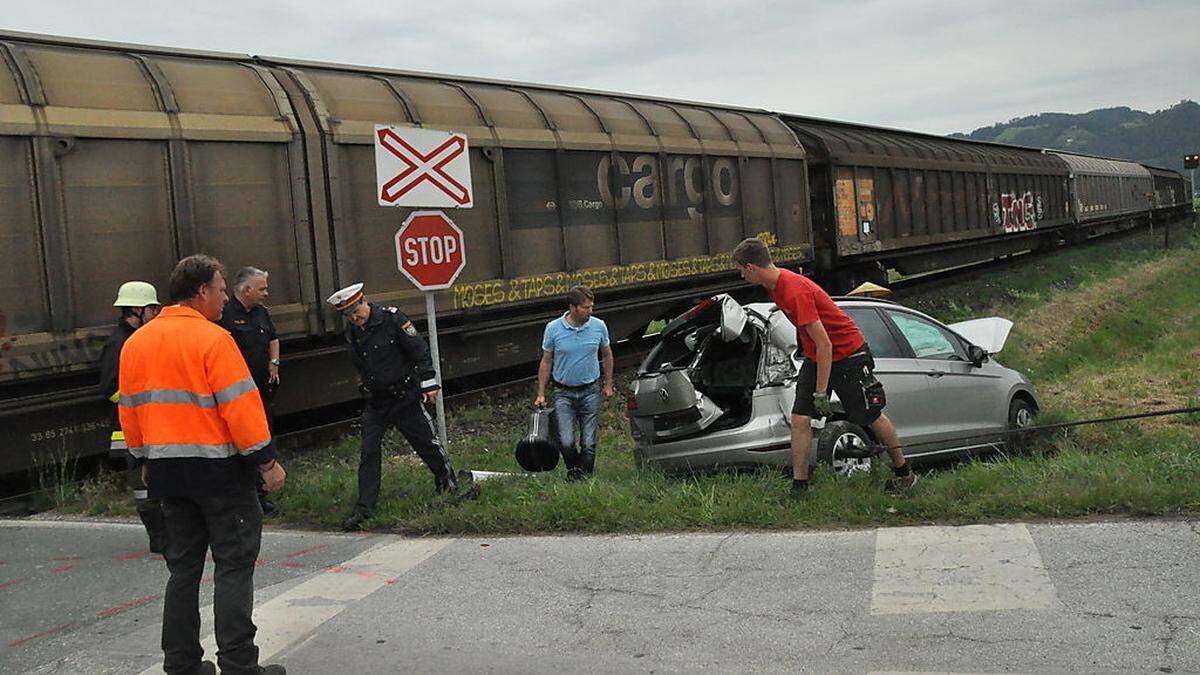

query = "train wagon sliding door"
(19, 45), (177, 336)
(150, 57), (311, 337)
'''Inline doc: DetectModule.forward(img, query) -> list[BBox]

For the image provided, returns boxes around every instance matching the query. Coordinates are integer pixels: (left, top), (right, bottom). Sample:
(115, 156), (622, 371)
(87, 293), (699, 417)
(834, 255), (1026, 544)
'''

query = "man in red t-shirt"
(731, 238), (915, 495)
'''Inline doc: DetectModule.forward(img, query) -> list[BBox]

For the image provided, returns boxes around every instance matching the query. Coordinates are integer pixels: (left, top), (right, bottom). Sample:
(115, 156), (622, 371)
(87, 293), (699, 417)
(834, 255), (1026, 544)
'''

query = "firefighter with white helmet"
(98, 280), (166, 552)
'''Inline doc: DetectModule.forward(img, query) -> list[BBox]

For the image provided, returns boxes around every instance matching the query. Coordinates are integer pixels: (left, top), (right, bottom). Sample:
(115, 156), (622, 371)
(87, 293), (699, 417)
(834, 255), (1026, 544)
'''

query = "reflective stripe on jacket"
(118, 305), (272, 463)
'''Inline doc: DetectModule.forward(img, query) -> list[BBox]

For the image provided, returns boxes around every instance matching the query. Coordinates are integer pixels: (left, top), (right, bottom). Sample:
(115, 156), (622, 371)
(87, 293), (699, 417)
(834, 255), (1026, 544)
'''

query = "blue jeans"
(554, 382), (601, 474)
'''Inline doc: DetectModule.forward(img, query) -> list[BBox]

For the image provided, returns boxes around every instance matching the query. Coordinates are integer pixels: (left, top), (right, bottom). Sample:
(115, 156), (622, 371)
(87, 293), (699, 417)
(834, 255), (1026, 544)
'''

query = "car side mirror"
(968, 344), (988, 367)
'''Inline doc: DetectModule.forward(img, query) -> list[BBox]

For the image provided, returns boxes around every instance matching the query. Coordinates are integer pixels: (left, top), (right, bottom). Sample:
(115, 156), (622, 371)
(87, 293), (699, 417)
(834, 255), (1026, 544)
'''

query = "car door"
(882, 309), (1001, 454)
(841, 307), (940, 450)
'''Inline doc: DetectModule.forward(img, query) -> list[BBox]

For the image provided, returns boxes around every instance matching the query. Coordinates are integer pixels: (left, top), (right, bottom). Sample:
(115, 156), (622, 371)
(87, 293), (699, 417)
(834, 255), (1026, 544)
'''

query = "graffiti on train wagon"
(453, 243), (809, 310)
(0, 311), (105, 378)
(992, 192), (1043, 233)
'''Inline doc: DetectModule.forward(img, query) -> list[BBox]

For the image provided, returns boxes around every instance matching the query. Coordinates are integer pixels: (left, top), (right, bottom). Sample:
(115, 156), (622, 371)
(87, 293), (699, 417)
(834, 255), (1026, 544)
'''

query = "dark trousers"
(357, 395), (453, 512)
(160, 492), (263, 675)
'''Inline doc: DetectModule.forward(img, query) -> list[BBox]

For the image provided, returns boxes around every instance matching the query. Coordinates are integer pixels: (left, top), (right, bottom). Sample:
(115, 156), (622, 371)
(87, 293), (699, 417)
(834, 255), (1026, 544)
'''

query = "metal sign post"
(424, 291), (448, 451)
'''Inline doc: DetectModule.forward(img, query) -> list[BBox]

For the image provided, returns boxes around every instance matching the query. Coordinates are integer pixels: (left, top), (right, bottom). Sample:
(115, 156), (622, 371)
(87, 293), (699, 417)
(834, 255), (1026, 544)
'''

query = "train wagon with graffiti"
(782, 115), (1079, 289)
(0, 30), (813, 474)
(1143, 164), (1194, 224)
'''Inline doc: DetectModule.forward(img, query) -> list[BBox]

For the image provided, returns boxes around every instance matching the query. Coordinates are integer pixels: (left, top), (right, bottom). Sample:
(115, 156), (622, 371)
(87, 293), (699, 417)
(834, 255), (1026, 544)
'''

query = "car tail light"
(680, 297), (717, 322)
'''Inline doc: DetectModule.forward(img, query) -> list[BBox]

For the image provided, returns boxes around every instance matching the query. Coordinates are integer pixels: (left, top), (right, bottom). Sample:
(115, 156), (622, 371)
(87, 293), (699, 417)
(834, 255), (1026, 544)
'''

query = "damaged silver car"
(627, 295), (1039, 475)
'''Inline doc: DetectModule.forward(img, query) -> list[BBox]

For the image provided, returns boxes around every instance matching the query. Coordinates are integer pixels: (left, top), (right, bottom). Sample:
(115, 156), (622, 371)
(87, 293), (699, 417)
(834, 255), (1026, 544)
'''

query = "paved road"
(1, 517), (1196, 674)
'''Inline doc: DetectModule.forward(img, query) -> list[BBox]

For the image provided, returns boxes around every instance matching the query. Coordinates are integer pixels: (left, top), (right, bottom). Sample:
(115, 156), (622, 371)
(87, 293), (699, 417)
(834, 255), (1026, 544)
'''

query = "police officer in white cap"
(98, 280), (166, 552)
(327, 283), (458, 530)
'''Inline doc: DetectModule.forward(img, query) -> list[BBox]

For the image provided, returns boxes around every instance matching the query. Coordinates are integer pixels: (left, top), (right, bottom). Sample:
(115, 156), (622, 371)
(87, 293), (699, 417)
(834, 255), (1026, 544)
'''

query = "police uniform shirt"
(347, 303), (439, 394)
(218, 298), (277, 389)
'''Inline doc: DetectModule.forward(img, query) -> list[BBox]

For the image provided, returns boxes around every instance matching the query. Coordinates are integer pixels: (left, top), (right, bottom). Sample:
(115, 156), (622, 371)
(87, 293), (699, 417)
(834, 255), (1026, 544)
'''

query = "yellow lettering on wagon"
(452, 244), (810, 310)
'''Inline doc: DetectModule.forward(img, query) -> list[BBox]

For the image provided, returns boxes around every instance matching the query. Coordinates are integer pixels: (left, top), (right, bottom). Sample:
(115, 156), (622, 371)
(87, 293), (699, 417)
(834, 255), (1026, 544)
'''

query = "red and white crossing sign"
(395, 211), (467, 291)
(375, 125), (473, 208)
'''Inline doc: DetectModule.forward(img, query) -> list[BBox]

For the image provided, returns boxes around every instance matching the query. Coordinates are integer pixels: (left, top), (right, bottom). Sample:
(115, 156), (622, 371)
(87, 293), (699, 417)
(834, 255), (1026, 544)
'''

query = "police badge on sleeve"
(401, 321), (418, 337)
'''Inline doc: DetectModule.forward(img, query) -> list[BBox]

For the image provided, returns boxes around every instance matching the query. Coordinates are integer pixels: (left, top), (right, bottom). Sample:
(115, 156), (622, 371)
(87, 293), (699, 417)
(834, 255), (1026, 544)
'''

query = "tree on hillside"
(953, 101), (1200, 172)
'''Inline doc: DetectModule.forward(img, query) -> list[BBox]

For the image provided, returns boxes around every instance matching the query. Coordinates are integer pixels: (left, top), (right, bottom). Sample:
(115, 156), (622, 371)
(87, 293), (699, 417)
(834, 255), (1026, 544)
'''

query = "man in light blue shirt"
(535, 286), (614, 478)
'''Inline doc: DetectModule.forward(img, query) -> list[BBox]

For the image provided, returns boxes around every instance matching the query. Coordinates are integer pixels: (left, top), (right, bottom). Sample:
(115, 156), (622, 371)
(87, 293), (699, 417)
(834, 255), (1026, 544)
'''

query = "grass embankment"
(54, 224), (1200, 533)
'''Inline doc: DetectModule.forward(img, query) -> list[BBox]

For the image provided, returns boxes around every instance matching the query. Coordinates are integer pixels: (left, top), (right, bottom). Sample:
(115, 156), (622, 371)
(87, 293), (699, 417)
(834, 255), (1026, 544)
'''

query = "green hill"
(952, 100), (1200, 174)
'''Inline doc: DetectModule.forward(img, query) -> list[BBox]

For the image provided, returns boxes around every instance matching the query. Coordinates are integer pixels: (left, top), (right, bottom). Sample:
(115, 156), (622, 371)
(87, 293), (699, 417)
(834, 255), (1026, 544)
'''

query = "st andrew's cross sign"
(375, 125), (474, 208)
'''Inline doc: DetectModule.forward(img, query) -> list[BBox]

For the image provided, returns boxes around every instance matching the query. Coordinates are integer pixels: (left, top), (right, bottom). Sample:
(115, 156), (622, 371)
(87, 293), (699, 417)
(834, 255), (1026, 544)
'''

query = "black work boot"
(190, 660), (216, 675)
(435, 472), (458, 494)
(256, 665), (286, 674)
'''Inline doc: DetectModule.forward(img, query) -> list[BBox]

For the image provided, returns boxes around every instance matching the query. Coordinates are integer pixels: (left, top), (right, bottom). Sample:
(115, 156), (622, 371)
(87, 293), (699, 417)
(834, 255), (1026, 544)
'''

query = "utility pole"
(1184, 154), (1198, 230)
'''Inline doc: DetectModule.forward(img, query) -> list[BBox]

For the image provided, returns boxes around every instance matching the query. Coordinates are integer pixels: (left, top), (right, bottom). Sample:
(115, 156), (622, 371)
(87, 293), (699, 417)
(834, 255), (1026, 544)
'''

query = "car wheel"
(1007, 397), (1037, 450)
(816, 420), (874, 477)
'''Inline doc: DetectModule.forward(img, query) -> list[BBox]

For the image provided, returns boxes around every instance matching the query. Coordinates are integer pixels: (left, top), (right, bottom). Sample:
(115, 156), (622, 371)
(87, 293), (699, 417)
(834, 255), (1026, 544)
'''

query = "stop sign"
(395, 211), (466, 290)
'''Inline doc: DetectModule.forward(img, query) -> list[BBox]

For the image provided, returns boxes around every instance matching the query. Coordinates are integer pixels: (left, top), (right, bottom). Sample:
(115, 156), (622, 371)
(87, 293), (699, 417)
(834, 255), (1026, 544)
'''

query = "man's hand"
(268, 363), (280, 385)
(422, 388), (440, 404)
(813, 392), (832, 417)
(259, 460), (286, 492)
(602, 383), (615, 398)
(534, 393), (546, 408)
(140, 463), (148, 486)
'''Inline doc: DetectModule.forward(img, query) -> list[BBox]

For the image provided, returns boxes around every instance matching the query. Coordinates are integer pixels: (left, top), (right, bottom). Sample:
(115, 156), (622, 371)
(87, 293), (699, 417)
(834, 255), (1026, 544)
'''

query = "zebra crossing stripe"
(139, 537), (454, 674)
(871, 523), (1060, 615)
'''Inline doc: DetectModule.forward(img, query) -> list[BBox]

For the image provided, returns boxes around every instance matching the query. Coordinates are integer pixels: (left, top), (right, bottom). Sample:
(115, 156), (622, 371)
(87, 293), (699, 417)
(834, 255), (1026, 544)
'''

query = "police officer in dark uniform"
(326, 283), (458, 531)
(98, 280), (166, 553)
(218, 266), (281, 515)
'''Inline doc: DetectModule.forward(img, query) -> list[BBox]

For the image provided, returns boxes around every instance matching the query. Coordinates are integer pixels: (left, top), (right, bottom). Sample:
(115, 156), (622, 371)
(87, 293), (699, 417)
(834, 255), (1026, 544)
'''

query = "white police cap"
(326, 283), (365, 312)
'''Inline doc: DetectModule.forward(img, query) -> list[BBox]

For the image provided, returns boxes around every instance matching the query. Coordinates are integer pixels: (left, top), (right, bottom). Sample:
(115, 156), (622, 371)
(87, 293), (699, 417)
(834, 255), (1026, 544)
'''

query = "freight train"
(0, 30), (1192, 475)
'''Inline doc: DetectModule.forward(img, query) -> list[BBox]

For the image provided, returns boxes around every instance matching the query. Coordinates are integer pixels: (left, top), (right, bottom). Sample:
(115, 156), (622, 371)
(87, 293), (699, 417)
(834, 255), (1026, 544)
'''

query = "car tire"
(1007, 397), (1037, 451)
(816, 420), (875, 477)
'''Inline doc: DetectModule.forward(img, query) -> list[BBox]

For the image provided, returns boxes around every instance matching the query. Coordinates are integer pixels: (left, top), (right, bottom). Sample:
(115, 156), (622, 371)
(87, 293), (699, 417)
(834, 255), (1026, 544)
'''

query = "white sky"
(3, 0), (1197, 134)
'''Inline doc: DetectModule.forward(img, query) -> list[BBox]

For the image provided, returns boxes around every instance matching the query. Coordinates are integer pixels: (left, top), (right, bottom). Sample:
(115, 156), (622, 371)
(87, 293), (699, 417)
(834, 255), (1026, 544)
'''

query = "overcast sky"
(3, 0), (1196, 135)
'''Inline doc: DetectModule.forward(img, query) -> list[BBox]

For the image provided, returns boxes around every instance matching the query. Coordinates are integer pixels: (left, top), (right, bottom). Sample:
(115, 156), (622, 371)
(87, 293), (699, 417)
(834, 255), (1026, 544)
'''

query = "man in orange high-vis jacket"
(120, 254), (287, 675)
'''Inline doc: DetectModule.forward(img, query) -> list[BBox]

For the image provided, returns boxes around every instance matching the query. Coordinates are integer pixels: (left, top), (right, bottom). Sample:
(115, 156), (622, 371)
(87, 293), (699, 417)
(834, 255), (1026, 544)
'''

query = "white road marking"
(139, 537), (453, 673)
(868, 667), (1027, 672)
(871, 523), (1060, 615)
(0, 518), (146, 530)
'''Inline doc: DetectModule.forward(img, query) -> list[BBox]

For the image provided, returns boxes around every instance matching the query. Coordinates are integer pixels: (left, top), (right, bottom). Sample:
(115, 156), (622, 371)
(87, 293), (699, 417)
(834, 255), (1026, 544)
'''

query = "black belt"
(365, 377), (415, 399)
(554, 380), (597, 392)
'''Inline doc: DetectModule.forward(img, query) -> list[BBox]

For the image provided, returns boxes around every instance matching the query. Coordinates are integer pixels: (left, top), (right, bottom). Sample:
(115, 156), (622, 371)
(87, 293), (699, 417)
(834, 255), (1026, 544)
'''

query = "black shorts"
(792, 345), (885, 426)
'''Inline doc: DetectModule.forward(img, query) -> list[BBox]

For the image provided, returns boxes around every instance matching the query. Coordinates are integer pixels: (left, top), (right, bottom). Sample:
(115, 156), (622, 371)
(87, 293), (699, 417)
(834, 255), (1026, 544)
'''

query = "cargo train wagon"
(1142, 164), (1194, 225)
(780, 116), (1192, 290)
(0, 30), (813, 474)
(0, 30), (1191, 476)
